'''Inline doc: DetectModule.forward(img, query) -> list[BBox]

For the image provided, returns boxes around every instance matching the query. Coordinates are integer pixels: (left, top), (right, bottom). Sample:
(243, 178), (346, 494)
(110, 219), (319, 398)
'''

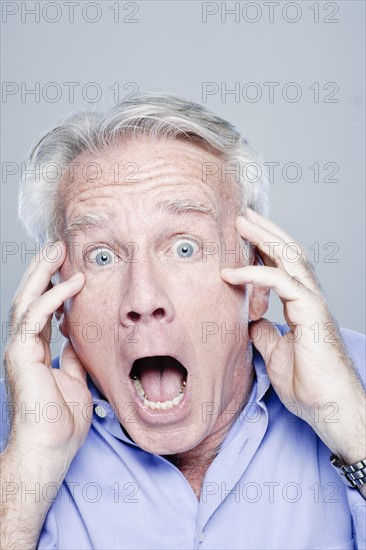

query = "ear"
(55, 305), (71, 339)
(248, 249), (270, 321)
(51, 270), (70, 339)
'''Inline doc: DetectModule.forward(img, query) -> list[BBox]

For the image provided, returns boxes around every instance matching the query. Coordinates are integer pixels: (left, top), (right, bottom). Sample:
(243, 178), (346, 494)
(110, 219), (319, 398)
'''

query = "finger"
(246, 209), (313, 274)
(236, 216), (319, 294)
(247, 208), (298, 245)
(59, 340), (88, 386)
(236, 216), (295, 265)
(250, 319), (295, 390)
(14, 273), (85, 347)
(12, 242), (67, 323)
(249, 319), (282, 365)
(221, 265), (311, 302)
(16, 241), (65, 289)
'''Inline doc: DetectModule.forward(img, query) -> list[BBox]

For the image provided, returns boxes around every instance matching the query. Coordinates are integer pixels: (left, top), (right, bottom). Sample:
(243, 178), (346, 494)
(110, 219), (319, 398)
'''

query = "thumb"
(59, 339), (87, 385)
(249, 318), (282, 366)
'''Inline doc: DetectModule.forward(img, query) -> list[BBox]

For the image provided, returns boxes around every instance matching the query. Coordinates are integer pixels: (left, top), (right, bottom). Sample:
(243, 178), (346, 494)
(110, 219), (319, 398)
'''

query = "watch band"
(330, 454), (366, 488)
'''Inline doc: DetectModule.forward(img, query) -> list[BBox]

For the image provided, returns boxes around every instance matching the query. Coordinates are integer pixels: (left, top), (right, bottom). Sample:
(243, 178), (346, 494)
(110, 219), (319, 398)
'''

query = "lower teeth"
(131, 377), (185, 410)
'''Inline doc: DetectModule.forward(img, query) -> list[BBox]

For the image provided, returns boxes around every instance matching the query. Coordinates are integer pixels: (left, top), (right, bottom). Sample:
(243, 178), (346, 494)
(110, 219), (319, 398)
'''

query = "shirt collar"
(252, 347), (271, 403)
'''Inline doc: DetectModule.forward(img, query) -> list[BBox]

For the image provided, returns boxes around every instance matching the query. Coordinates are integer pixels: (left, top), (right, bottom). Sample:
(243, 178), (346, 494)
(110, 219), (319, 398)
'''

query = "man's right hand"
(1, 241), (91, 549)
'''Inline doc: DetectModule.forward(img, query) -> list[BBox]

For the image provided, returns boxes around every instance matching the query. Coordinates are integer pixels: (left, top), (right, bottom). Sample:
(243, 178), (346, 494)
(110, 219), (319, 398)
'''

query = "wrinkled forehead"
(59, 136), (233, 204)
(57, 137), (239, 245)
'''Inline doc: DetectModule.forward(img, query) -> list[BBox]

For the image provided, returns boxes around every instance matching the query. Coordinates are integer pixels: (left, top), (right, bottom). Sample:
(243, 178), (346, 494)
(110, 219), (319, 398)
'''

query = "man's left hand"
(221, 208), (365, 474)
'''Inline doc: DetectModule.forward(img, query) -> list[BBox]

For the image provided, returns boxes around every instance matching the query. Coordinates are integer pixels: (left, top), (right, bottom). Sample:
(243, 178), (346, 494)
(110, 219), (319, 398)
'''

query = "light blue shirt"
(1, 327), (365, 549)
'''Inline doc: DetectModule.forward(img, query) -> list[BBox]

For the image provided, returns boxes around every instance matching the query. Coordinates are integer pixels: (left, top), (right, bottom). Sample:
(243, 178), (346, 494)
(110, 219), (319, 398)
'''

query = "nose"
(118, 257), (175, 327)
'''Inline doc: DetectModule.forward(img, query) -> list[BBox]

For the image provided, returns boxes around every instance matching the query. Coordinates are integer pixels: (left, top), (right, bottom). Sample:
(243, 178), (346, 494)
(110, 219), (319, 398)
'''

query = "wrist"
(0, 445), (69, 518)
(309, 388), (365, 463)
(330, 454), (366, 487)
(3, 438), (71, 484)
(0, 445), (62, 550)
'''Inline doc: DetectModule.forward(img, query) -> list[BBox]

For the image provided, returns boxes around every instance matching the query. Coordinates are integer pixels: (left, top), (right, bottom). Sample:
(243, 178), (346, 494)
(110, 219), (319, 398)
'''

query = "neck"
(165, 361), (255, 499)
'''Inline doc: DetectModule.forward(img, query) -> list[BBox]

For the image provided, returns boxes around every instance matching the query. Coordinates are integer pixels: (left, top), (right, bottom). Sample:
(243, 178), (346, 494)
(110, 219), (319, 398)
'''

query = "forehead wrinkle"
(71, 149), (218, 195)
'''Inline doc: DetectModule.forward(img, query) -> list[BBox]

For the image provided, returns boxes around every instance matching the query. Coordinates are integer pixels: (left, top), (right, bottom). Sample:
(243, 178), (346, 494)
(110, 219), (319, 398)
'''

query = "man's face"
(59, 137), (253, 455)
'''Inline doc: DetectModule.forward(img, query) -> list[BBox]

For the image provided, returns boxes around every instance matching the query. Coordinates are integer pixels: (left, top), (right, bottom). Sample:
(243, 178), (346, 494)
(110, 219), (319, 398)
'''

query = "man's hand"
(221, 209), (366, 483)
(1, 241), (92, 549)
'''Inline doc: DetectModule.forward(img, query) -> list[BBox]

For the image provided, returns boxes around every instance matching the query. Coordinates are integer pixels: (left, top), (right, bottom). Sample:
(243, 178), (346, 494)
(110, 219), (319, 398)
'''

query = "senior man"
(1, 94), (365, 549)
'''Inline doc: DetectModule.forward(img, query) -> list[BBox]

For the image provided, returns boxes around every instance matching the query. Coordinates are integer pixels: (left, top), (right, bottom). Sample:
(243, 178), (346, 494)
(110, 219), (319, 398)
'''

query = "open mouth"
(130, 356), (188, 411)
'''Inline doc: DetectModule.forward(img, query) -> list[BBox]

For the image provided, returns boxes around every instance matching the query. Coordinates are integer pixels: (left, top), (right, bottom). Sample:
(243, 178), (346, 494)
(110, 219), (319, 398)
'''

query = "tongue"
(137, 357), (185, 402)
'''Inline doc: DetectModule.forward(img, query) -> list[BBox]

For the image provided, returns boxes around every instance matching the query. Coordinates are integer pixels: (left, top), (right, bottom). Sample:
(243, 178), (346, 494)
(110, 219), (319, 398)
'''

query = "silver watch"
(330, 454), (366, 488)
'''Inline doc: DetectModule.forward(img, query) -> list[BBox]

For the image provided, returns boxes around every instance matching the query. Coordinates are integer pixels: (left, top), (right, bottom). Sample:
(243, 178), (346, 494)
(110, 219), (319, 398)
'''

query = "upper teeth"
(131, 376), (186, 410)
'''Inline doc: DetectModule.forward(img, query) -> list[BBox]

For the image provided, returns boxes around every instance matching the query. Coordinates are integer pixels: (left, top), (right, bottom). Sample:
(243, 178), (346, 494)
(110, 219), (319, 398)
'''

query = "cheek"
(177, 277), (247, 342)
(63, 292), (119, 369)
(59, 258), (72, 281)
(193, 261), (245, 300)
(63, 283), (117, 336)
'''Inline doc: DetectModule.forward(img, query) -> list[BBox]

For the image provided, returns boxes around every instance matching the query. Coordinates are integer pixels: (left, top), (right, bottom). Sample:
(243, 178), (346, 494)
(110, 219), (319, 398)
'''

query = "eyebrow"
(157, 199), (219, 226)
(64, 211), (113, 239)
(65, 199), (219, 239)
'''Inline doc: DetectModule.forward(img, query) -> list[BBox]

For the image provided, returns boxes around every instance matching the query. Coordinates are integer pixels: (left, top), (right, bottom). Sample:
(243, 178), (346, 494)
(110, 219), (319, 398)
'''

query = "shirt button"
(198, 532), (204, 543)
(95, 404), (107, 418)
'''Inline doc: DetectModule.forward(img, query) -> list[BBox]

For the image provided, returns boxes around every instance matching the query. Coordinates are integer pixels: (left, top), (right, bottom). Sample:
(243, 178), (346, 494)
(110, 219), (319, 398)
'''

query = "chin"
(125, 414), (206, 454)
(120, 409), (211, 457)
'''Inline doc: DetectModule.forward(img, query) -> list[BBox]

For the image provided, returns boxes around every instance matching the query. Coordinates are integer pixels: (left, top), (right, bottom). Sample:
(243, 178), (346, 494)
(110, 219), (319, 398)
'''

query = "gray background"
(1, 0), (365, 368)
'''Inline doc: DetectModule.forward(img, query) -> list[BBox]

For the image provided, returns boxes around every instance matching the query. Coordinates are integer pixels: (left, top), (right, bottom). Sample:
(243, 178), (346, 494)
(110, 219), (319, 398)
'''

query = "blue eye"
(96, 251), (112, 266)
(175, 241), (195, 258)
(91, 249), (115, 266)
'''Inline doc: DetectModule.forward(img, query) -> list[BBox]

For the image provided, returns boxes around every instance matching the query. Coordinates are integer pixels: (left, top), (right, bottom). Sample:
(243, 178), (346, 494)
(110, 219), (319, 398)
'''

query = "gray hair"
(18, 93), (269, 243)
